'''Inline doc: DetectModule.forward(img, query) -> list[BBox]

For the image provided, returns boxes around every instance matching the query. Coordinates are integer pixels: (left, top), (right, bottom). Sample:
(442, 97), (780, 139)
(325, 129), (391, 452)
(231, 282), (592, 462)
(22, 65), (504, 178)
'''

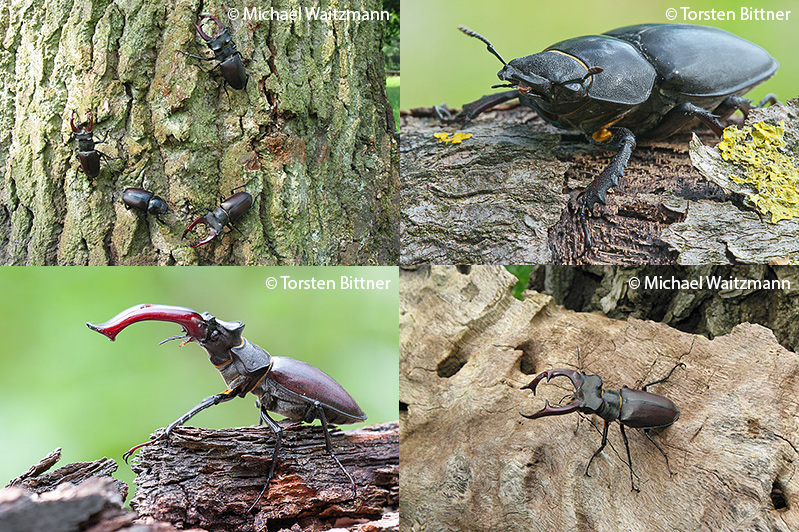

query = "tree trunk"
(0, 0), (398, 265)
(400, 102), (795, 265)
(399, 266), (799, 532)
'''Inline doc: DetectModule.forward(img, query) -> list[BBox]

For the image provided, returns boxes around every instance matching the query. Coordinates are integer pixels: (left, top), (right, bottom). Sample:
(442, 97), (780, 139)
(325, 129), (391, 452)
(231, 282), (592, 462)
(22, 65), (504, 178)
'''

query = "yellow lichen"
(434, 132), (473, 145)
(717, 121), (799, 223)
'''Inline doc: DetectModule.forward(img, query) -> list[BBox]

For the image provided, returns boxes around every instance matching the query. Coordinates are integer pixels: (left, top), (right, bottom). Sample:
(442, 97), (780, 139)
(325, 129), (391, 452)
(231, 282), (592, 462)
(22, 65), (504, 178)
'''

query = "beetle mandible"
(520, 363), (683, 491)
(183, 189), (253, 247)
(183, 14), (249, 91)
(122, 187), (171, 224)
(87, 304), (367, 511)
(449, 24), (778, 249)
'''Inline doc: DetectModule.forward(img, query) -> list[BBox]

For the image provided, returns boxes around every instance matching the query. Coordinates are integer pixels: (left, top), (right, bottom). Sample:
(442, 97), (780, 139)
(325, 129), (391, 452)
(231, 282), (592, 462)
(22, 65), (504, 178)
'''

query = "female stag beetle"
(87, 304), (367, 511)
(183, 188), (253, 247)
(449, 24), (778, 249)
(521, 363), (683, 491)
(183, 14), (249, 90)
(122, 187), (171, 224)
(70, 110), (116, 178)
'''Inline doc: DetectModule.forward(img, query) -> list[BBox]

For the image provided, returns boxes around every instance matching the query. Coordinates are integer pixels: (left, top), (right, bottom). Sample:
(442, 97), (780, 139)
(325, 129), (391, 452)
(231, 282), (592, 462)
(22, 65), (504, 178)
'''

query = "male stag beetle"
(122, 187), (171, 224)
(521, 363), (683, 491)
(183, 14), (249, 90)
(448, 24), (778, 249)
(183, 188), (253, 247)
(87, 304), (367, 511)
(70, 110), (116, 178)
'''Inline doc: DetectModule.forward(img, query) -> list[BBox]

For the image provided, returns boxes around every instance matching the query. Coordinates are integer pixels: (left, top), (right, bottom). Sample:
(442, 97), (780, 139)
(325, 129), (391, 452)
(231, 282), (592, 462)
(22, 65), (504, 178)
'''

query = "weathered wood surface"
(0, 453), (190, 532)
(399, 266), (799, 532)
(4, 448), (127, 499)
(401, 102), (793, 265)
(130, 422), (399, 532)
(527, 265), (799, 352)
(670, 99), (799, 264)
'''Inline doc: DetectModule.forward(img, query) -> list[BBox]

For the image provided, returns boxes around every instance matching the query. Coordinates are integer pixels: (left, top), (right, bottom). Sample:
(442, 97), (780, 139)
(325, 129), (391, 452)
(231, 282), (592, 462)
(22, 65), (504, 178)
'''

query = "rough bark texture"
(399, 266), (799, 532)
(0, 0), (398, 265)
(130, 422), (399, 532)
(400, 103), (770, 265)
(527, 265), (799, 353)
(0, 452), (193, 532)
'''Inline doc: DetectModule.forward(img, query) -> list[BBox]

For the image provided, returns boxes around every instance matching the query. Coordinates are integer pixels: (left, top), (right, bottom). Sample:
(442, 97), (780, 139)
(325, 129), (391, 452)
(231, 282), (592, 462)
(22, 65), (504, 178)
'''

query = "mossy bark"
(0, 0), (398, 265)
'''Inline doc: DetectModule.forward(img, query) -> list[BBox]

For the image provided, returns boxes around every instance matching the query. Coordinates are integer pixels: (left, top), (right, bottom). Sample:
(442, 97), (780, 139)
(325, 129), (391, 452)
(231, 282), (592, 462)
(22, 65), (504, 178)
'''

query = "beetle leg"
(641, 362), (685, 392)
(619, 424), (639, 492)
(578, 127), (636, 250)
(122, 387), (239, 462)
(315, 402), (358, 500)
(585, 420), (609, 477)
(248, 408), (283, 513)
(445, 90), (520, 125)
(643, 429), (675, 476)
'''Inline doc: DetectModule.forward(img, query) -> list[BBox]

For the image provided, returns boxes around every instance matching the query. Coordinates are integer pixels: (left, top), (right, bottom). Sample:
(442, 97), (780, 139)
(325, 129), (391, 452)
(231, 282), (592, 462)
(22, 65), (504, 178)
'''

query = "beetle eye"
(211, 329), (220, 340)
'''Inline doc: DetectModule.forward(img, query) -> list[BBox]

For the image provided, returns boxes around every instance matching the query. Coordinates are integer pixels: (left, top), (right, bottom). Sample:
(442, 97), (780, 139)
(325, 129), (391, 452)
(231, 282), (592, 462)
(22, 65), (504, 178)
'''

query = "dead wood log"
(0, 454), (191, 532)
(129, 422), (398, 532)
(399, 266), (799, 532)
(400, 104), (761, 265)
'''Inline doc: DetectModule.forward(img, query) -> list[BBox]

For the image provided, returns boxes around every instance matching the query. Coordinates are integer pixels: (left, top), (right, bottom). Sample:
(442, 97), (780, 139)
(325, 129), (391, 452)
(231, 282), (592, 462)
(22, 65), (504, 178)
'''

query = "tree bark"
(130, 422), (398, 532)
(400, 101), (794, 265)
(0, 422), (398, 532)
(0, 0), (398, 265)
(399, 266), (799, 532)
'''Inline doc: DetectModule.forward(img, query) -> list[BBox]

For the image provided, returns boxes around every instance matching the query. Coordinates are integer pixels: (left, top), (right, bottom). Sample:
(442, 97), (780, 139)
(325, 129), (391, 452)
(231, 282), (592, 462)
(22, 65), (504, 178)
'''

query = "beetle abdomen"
(607, 24), (778, 98)
(266, 356), (367, 424)
(619, 386), (680, 429)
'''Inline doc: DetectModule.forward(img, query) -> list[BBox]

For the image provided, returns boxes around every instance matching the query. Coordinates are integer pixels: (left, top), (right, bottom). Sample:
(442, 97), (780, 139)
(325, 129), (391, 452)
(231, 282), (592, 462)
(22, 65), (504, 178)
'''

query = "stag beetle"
(183, 188), (253, 247)
(448, 24), (778, 249)
(87, 304), (366, 511)
(122, 187), (171, 224)
(70, 110), (116, 178)
(521, 363), (683, 491)
(183, 14), (249, 90)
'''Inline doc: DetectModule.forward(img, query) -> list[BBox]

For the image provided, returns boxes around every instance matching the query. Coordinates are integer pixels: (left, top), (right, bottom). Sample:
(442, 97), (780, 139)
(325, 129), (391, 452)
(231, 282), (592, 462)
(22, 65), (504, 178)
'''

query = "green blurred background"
(402, 0), (794, 110)
(0, 266), (398, 496)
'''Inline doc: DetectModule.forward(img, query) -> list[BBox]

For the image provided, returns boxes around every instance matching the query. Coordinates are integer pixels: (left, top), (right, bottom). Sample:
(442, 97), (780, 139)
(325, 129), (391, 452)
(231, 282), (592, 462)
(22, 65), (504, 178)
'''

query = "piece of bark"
(5, 449), (127, 500)
(129, 422), (398, 532)
(668, 99), (799, 264)
(400, 105), (739, 265)
(399, 266), (799, 532)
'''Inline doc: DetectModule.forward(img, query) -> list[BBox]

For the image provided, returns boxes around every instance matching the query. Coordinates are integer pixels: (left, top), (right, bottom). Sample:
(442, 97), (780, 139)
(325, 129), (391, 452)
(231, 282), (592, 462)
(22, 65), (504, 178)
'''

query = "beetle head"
(520, 369), (604, 419)
(499, 53), (603, 113)
(196, 311), (246, 364)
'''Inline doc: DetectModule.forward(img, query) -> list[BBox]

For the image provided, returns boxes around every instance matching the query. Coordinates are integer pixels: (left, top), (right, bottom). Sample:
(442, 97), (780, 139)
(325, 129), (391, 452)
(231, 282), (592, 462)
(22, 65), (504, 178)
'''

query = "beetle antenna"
(458, 26), (508, 66)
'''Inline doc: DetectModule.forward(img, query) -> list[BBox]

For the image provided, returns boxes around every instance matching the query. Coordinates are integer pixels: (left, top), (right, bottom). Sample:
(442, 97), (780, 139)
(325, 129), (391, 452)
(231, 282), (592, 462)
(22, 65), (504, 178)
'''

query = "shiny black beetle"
(87, 304), (367, 511)
(122, 187), (170, 224)
(521, 364), (683, 491)
(184, 14), (249, 90)
(450, 24), (778, 248)
(183, 189), (253, 247)
(70, 110), (115, 178)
